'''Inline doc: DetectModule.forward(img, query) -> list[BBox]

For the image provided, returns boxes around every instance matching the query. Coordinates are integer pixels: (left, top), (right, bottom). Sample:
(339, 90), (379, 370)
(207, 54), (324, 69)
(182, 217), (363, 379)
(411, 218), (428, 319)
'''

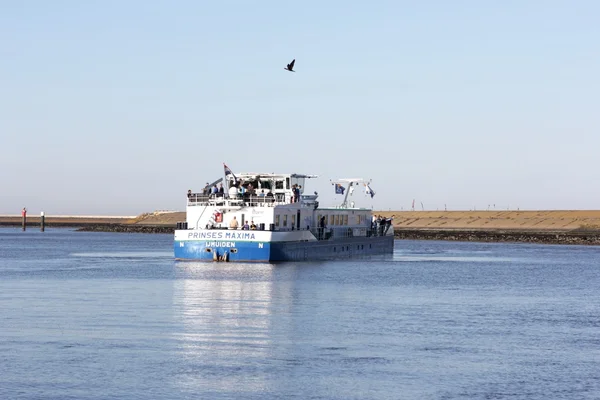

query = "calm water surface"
(1, 227), (599, 399)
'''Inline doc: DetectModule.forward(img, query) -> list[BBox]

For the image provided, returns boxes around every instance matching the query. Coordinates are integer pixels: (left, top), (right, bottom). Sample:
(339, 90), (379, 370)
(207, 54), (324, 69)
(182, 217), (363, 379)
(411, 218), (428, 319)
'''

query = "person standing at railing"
(229, 216), (239, 230)
(187, 189), (192, 198)
(377, 216), (385, 236)
(318, 215), (326, 240)
(229, 185), (238, 199)
(384, 215), (394, 234)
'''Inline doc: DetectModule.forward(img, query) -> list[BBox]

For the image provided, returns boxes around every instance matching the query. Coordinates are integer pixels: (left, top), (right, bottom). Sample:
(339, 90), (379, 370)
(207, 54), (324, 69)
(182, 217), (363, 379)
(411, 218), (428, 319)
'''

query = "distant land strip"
(2, 210), (600, 245)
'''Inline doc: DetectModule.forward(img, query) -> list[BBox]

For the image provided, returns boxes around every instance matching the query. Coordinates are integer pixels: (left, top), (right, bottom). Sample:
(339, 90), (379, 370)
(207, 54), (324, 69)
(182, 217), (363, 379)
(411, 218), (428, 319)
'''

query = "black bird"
(284, 59), (295, 72)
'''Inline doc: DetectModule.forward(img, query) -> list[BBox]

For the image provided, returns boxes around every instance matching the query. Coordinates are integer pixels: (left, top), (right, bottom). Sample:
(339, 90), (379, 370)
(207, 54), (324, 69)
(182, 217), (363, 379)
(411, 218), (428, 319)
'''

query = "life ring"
(215, 212), (223, 223)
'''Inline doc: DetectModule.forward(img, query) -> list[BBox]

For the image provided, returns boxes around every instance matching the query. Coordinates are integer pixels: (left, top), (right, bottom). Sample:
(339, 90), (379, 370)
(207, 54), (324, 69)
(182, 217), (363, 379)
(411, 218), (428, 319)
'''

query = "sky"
(1, 0), (599, 215)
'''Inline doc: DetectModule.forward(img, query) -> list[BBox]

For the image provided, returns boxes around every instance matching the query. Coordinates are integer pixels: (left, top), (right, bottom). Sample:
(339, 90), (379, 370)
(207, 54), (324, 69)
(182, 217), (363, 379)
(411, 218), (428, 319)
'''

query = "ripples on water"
(1, 228), (599, 399)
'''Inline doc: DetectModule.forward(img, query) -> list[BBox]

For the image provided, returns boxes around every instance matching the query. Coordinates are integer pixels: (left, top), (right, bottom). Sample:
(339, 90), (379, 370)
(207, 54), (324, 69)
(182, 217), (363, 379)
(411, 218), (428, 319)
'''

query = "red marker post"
(21, 207), (27, 231)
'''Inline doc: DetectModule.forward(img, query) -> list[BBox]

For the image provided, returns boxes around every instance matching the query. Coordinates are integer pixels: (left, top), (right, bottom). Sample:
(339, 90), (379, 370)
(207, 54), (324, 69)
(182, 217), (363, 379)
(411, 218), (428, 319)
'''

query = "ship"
(173, 164), (394, 262)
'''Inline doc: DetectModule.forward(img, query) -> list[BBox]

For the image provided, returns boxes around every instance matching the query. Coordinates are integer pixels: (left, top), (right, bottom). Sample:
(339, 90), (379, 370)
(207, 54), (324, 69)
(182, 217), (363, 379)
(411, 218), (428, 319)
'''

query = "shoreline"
(2, 210), (600, 245)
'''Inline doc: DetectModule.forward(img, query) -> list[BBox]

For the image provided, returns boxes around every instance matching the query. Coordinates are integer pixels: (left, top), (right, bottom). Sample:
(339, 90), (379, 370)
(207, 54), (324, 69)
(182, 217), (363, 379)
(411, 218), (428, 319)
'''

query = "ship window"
(275, 215), (280, 227)
(230, 249), (238, 253)
(344, 215), (348, 225)
(335, 215), (339, 225)
(283, 215), (288, 227)
(205, 248), (212, 252)
(330, 215), (335, 226)
(291, 214), (295, 227)
(286, 178), (290, 189)
(260, 180), (272, 190)
(275, 180), (284, 189)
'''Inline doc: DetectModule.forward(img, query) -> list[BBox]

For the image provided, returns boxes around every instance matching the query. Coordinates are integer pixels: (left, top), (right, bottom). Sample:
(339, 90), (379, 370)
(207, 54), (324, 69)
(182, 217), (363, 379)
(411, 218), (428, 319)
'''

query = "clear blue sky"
(1, 1), (598, 215)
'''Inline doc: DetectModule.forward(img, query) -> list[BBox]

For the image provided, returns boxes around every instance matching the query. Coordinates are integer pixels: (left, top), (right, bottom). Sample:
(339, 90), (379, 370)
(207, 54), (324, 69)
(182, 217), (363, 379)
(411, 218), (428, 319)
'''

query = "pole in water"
(40, 211), (45, 232)
(21, 207), (27, 231)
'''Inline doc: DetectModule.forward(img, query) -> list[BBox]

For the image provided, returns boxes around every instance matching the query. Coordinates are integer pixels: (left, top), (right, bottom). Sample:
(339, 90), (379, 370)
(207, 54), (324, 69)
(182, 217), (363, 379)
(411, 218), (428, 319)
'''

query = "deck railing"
(187, 222), (393, 239)
(187, 193), (291, 207)
(308, 226), (393, 240)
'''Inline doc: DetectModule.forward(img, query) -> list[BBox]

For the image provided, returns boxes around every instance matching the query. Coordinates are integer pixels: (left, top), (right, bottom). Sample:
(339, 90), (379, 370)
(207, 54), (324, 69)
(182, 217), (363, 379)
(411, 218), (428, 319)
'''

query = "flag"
(335, 183), (345, 194)
(223, 163), (237, 184)
(365, 184), (375, 198)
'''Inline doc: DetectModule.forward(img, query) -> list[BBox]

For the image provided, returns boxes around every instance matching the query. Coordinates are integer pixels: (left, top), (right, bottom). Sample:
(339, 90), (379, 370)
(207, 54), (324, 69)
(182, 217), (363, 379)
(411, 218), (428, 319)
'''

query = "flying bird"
(284, 59), (295, 72)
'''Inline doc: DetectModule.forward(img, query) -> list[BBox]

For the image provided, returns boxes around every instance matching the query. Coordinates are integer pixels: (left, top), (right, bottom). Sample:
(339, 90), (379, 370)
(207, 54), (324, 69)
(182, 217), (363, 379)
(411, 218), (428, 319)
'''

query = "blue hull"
(174, 235), (394, 262)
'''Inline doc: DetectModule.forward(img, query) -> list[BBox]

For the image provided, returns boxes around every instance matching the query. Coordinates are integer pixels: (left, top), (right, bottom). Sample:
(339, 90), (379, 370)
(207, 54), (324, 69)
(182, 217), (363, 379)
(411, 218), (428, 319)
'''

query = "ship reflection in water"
(171, 262), (291, 396)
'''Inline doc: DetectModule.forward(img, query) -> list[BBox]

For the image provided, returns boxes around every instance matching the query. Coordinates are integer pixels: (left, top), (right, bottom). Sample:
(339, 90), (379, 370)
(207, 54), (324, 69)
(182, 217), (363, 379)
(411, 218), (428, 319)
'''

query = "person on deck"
(318, 215), (326, 240)
(384, 215), (395, 234)
(229, 185), (238, 199)
(266, 191), (274, 203)
(229, 216), (239, 230)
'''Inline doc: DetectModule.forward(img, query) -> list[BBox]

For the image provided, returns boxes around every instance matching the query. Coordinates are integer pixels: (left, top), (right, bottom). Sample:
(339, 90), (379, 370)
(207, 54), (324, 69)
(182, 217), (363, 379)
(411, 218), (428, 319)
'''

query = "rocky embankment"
(79, 224), (174, 234)
(73, 211), (184, 234)
(394, 229), (600, 245)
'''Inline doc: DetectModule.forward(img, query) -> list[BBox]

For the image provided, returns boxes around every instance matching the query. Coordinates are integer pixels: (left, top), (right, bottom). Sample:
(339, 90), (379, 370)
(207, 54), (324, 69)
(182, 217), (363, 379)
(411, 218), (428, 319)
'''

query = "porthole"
(230, 249), (238, 253)
(205, 248), (212, 252)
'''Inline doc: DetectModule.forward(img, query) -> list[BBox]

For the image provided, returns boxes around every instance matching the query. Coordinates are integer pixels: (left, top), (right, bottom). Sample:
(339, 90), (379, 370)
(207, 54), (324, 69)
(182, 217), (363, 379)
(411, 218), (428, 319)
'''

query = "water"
(1, 227), (599, 399)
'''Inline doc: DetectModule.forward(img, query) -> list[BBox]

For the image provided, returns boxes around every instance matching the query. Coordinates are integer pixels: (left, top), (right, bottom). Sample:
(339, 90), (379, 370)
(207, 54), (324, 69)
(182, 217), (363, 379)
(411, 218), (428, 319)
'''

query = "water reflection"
(171, 262), (280, 396)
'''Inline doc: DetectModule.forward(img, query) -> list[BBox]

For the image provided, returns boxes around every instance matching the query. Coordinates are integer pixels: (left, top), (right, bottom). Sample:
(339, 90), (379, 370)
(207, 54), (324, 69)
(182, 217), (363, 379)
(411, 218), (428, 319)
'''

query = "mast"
(331, 178), (371, 208)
